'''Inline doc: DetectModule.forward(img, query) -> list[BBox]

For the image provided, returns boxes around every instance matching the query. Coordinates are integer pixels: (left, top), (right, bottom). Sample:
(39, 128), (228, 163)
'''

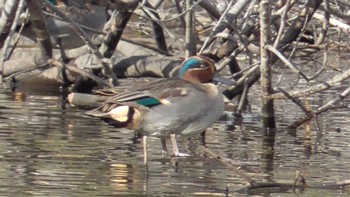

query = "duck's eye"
(201, 62), (209, 68)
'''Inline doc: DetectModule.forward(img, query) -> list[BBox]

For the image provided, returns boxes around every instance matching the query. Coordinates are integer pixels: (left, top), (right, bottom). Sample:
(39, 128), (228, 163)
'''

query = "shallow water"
(0, 83), (349, 196)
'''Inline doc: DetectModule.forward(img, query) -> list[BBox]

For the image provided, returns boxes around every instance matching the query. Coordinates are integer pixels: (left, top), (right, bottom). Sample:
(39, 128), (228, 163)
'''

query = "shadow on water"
(0, 84), (349, 196)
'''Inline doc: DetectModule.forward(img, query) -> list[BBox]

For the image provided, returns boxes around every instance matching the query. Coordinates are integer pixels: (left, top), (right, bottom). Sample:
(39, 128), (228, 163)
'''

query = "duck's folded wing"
(106, 85), (190, 106)
(86, 79), (191, 118)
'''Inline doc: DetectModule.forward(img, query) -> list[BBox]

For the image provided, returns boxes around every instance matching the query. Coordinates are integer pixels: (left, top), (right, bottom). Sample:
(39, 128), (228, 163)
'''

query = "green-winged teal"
(86, 55), (225, 164)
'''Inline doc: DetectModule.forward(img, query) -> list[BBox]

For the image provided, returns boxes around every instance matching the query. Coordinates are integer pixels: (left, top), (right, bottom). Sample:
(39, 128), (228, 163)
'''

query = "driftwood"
(68, 92), (107, 108)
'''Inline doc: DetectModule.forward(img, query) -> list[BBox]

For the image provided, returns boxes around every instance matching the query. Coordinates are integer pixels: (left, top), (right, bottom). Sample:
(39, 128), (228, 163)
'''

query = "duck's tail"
(86, 103), (141, 129)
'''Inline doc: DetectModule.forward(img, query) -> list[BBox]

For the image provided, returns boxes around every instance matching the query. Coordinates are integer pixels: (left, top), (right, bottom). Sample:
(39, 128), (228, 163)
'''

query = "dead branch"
(27, 0), (53, 59)
(269, 68), (350, 99)
(289, 86), (350, 129)
(259, 0), (276, 128)
(0, 0), (25, 84)
(49, 59), (110, 87)
(0, 0), (20, 48)
(41, 0), (119, 86)
(100, 0), (139, 58)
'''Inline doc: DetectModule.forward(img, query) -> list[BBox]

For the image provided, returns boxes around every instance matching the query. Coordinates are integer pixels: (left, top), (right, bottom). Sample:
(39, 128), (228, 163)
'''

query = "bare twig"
(273, 0), (292, 48)
(0, 0), (25, 84)
(185, 0), (195, 57)
(266, 45), (309, 81)
(0, 0), (20, 48)
(236, 78), (249, 114)
(289, 86), (350, 129)
(269, 68), (350, 99)
(140, 1), (168, 54)
(49, 59), (110, 87)
(278, 88), (312, 115)
(41, 0), (118, 86)
(27, 0), (53, 59)
(137, 0), (204, 22)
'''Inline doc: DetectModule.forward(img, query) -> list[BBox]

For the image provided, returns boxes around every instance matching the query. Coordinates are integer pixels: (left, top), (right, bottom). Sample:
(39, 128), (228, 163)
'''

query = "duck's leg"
(170, 134), (179, 156)
(171, 134), (191, 157)
(143, 136), (149, 171)
(160, 138), (168, 156)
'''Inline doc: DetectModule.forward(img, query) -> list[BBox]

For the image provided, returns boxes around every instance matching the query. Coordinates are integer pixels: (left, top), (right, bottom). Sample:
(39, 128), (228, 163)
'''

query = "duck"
(85, 55), (225, 165)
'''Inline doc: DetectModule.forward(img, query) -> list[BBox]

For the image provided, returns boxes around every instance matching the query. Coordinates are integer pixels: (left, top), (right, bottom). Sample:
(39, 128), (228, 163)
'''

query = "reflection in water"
(260, 129), (276, 175)
(0, 87), (349, 196)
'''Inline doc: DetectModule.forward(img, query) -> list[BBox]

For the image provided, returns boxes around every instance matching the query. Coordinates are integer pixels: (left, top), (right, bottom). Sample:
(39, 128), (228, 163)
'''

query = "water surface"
(0, 84), (349, 196)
